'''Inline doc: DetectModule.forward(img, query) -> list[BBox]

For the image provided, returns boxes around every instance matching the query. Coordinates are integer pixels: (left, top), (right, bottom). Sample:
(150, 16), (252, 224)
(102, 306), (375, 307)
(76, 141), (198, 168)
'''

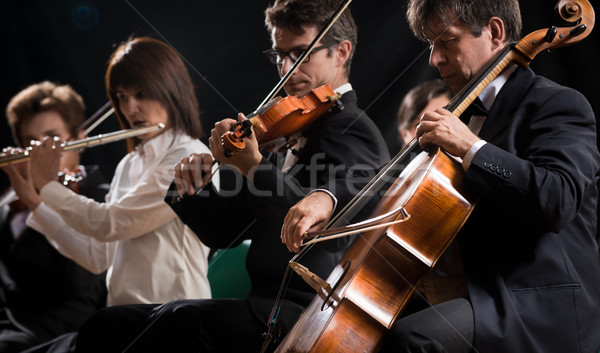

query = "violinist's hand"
(1, 147), (41, 211)
(173, 153), (214, 196)
(416, 107), (480, 158)
(209, 113), (262, 178)
(30, 137), (62, 191)
(281, 191), (335, 253)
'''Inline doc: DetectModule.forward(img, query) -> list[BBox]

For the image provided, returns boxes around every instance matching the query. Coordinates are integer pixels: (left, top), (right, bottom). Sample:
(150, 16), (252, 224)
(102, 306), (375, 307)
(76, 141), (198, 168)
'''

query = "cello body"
(275, 148), (477, 352)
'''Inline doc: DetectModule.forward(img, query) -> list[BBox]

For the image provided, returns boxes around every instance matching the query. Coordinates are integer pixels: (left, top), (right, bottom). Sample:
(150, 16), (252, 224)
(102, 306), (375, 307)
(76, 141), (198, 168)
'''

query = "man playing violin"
(281, 0), (600, 352)
(0, 81), (107, 352)
(72, 1), (389, 353)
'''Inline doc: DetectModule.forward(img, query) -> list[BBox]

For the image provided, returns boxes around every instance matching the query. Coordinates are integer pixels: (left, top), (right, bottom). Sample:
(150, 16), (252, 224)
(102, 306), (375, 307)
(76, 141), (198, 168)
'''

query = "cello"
(272, 1), (595, 352)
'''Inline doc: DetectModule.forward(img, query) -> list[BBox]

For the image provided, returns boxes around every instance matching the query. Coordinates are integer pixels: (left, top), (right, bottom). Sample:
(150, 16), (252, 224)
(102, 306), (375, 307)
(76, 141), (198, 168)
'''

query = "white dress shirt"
(27, 129), (217, 305)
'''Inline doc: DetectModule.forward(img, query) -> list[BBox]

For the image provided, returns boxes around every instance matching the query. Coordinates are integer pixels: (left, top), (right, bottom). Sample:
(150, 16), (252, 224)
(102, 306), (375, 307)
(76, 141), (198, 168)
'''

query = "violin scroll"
(222, 120), (253, 158)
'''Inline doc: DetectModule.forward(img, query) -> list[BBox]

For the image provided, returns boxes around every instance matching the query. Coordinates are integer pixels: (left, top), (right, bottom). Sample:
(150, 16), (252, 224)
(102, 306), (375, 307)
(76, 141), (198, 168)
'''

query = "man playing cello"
(281, 0), (600, 352)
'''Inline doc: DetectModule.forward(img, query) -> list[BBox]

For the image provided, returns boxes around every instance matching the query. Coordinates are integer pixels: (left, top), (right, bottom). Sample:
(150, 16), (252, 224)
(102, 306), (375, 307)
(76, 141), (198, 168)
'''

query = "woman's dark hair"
(106, 36), (202, 151)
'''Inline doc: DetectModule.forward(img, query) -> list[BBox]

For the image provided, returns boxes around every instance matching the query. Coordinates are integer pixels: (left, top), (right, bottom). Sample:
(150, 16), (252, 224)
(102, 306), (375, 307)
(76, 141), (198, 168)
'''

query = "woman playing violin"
(0, 81), (107, 352)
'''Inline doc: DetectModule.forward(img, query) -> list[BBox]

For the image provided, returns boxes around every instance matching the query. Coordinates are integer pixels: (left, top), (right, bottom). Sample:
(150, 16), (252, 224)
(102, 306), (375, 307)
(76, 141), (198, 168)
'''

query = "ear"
(488, 16), (507, 50)
(334, 39), (352, 69)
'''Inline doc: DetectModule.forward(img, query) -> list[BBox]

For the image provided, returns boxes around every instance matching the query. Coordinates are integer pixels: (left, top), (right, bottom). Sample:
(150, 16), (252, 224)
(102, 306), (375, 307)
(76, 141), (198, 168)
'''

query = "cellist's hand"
(173, 153), (214, 196)
(416, 107), (480, 158)
(281, 191), (335, 253)
(209, 113), (262, 178)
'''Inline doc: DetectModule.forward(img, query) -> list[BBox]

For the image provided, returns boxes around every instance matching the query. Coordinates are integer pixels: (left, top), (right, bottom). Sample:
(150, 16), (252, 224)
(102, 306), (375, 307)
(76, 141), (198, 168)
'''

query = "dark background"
(2, 0), (599, 188)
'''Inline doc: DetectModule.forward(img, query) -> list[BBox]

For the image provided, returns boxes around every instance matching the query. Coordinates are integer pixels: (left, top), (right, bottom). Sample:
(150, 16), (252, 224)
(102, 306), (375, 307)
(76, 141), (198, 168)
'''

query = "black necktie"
(459, 97), (489, 124)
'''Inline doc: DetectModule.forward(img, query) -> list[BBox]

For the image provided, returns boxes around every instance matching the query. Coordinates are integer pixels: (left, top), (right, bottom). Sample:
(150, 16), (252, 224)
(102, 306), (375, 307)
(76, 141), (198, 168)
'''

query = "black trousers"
(76, 298), (472, 353)
(0, 309), (37, 353)
(75, 298), (304, 353)
(379, 298), (474, 353)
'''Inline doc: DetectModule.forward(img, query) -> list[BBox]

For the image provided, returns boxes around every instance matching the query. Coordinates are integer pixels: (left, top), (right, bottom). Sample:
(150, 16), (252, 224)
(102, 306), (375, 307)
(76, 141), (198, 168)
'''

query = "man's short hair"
(6, 81), (85, 146)
(265, 0), (358, 75)
(407, 0), (522, 43)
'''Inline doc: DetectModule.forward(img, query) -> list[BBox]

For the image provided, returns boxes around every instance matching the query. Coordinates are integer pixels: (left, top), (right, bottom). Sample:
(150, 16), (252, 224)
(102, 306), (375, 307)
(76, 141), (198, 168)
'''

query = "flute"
(0, 123), (164, 167)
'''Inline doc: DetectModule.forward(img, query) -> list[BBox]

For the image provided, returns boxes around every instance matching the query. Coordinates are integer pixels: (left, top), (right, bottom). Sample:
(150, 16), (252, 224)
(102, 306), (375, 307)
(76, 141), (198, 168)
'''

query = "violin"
(222, 84), (341, 156)
(171, 0), (353, 206)
(271, 1), (595, 352)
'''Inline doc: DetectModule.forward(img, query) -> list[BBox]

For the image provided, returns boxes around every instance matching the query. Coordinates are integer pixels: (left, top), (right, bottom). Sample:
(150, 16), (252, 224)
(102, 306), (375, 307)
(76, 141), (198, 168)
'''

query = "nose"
(278, 56), (294, 77)
(120, 97), (140, 116)
(428, 43), (446, 68)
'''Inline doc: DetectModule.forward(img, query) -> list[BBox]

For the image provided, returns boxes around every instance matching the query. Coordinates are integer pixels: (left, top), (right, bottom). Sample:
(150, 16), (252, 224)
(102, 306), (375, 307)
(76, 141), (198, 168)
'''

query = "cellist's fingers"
(282, 206), (304, 253)
(281, 191), (335, 253)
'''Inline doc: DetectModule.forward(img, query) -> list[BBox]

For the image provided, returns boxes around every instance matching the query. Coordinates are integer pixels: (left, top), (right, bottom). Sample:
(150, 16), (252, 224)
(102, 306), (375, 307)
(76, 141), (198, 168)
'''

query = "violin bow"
(259, 1), (354, 351)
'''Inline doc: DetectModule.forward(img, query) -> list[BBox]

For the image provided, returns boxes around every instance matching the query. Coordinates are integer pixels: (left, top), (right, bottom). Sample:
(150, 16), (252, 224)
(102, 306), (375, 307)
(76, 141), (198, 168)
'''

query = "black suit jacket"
(168, 90), (389, 324)
(0, 165), (108, 344)
(457, 67), (600, 353)
(322, 69), (600, 353)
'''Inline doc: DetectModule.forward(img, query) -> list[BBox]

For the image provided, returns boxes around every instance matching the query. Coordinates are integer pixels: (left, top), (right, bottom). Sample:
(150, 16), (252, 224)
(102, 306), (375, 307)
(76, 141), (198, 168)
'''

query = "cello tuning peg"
(569, 24), (587, 37)
(544, 26), (558, 43)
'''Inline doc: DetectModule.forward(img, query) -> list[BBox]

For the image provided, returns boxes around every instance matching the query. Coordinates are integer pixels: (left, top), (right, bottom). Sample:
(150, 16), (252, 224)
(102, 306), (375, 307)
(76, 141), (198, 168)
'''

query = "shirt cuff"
(462, 140), (487, 171)
(39, 180), (73, 211)
(26, 201), (62, 239)
(307, 189), (338, 213)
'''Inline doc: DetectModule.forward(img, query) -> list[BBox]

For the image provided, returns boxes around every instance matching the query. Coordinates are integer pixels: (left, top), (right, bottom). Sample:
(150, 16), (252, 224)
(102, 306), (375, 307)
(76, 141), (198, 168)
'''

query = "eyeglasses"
(262, 43), (336, 66)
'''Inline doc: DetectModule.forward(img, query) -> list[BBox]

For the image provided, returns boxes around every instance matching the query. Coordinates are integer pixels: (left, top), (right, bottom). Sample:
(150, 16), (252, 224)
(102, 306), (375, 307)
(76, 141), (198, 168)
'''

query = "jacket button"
(483, 162), (491, 168)
(503, 171), (512, 178)
(490, 165), (497, 172)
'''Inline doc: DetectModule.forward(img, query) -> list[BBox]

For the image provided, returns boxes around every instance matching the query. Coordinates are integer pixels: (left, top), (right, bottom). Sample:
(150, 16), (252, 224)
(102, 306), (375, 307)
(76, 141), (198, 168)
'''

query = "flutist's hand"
(173, 153), (214, 196)
(30, 137), (62, 191)
(1, 146), (42, 210)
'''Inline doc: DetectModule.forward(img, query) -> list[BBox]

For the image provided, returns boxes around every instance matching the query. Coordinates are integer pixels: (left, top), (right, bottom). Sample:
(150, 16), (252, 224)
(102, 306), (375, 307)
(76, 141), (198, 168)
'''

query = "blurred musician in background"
(0, 81), (107, 352)
(397, 79), (451, 148)
(11, 36), (217, 353)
